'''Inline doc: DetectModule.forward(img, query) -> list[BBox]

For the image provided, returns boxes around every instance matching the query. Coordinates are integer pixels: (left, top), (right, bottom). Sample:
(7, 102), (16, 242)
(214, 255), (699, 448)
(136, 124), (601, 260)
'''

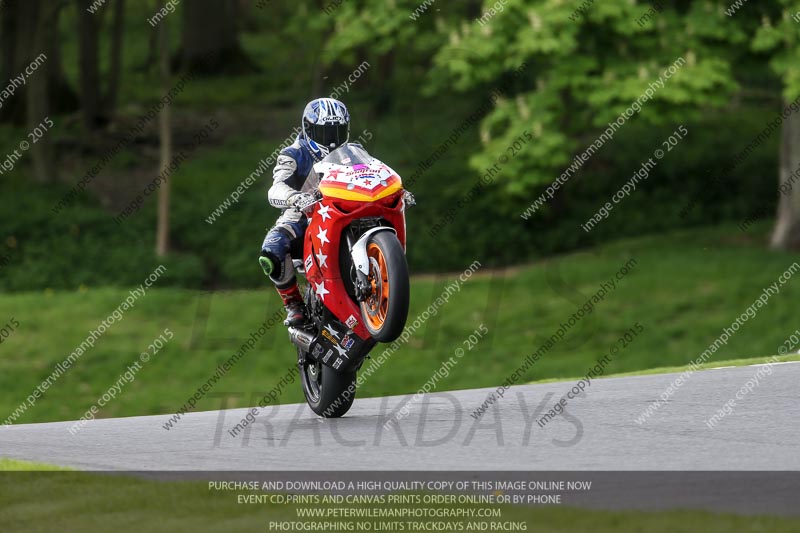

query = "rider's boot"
(260, 254), (308, 327)
(277, 283), (309, 327)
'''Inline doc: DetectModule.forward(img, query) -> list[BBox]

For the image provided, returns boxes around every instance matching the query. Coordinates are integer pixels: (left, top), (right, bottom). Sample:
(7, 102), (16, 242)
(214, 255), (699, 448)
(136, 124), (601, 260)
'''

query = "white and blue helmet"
(302, 98), (350, 158)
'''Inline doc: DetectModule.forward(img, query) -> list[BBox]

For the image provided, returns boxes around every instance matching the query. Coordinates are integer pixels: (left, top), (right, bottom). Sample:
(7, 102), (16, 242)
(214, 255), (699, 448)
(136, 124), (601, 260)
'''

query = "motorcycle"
(287, 143), (412, 417)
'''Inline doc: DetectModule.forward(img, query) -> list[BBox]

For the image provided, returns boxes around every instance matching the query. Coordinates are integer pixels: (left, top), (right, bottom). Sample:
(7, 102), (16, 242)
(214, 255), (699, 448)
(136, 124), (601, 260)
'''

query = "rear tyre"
(359, 231), (410, 342)
(299, 352), (356, 418)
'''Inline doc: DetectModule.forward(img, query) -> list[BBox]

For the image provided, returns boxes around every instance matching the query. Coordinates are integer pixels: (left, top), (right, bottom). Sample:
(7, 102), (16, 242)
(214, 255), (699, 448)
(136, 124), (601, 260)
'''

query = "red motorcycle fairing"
(303, 191), (406, 346)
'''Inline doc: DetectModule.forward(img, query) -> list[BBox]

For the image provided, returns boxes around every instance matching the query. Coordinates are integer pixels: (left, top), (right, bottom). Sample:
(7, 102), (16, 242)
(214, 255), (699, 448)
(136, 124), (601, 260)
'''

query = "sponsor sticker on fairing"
(341, 334), (355, 350)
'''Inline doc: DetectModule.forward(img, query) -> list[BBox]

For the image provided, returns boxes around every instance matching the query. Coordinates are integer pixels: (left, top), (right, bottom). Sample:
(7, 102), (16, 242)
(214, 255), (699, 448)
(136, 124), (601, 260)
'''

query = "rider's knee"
(261, 226), (300, 286)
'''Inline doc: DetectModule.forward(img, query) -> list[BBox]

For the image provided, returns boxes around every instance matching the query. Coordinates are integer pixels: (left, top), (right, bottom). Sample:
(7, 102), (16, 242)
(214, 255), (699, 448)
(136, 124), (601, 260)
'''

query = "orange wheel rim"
(363, 242), (390, 330)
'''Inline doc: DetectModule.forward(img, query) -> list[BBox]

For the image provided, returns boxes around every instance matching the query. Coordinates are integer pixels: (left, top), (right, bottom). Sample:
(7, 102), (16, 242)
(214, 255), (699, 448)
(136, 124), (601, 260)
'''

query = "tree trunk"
(156, 2), (171, 257)
(771, 103), (800, 250)
(138, 8), (160, 73)
(0, 0), (77, 125)
(178, 0), (257, 74)
(76, 0), (104, 129)
(26, 1), (57, 183)
(0, 0), (34, 124)
(104, 0), (126, 117)
(45, 5), (81, 117)
(0, 1), (16, 90)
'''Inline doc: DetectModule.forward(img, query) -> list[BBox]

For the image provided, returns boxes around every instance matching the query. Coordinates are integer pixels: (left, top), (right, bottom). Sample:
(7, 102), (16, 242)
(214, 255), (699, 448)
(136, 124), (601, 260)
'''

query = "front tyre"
(359, 231), (410, 342)
(299, 353), (356, 418)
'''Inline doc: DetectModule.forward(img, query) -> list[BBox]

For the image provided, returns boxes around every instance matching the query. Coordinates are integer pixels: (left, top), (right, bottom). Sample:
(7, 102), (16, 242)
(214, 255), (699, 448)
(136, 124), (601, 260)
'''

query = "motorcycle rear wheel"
(359, 231), (410, 342)
(299, 351), (357, 418)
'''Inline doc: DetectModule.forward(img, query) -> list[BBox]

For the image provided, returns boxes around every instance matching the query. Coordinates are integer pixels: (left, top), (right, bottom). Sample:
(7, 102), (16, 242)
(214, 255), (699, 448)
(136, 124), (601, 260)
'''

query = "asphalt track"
(2, 362), (799, 471)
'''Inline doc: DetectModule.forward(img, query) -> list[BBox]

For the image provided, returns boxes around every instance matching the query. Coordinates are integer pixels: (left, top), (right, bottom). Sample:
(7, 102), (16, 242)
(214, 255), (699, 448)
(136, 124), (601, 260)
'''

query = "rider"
(259, 97), (350, 327)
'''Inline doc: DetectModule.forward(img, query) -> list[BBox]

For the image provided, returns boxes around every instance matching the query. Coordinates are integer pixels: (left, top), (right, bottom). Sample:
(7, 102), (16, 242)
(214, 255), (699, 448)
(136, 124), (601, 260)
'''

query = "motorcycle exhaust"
(287, 327), (315, 352)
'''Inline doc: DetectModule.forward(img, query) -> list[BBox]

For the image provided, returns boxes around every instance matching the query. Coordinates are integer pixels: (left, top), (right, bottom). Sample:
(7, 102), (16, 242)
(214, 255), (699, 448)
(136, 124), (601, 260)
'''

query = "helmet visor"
(307, 122), (349, 149)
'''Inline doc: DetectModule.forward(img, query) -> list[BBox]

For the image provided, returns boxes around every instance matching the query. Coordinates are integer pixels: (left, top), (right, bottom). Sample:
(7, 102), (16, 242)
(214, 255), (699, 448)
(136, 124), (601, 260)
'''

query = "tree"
(752, 1), (800, 250)
(771, 108), (800, 249)
(26, 1), (60, 183)
(0, 0), (77, 125)
(156, 0), (172, 257)
(177, 0), (257, 74)
(75, 0), (127, 129)
(429, 1), (749, 194)
(321, 0), (480, 112)
(105, 0), (127, 115)
(418, 0), (800, 252)
(76, 0), (103, 129)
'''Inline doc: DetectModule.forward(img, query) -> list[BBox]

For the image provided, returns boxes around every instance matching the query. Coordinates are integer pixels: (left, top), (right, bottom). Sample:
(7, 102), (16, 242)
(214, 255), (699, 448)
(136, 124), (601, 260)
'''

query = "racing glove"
(403, 190), (416, 208)
(287, 192), (317, 212)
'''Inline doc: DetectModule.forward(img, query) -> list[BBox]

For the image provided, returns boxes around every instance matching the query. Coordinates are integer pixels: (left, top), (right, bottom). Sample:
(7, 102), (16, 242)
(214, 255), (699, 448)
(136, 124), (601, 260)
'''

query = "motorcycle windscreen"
(315, 144), (403, 202)
(321, 143), (372, 166)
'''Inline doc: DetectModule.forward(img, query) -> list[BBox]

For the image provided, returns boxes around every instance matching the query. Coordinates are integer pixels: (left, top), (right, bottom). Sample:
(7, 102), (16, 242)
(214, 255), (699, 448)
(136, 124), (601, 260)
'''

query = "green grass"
(530, 354), (800, 384)
(1, 222), (799, 425)
(0, 459), (70, 471)
(1, 460), (798, 532)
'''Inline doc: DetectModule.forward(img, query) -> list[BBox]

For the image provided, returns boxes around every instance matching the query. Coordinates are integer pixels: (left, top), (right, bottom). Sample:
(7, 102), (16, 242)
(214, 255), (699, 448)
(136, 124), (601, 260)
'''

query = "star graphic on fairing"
(324, 323), (341, 339)
(316, 251), (328, 268)
(318, 204), (332, 222)
(333, 343), (349, 358)
(316, 228), (330, 246)
(315, 281), (329, 300)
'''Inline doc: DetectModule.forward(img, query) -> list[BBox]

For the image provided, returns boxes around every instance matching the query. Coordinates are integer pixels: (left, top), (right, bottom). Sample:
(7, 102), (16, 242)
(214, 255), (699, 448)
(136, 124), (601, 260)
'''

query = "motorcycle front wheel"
(299, 350), (357, 418)
(359, 231), (410, 343)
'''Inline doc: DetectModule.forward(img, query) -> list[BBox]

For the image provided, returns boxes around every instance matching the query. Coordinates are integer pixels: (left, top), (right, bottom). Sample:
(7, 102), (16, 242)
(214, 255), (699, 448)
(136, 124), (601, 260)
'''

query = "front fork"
(350, 227), (398, 301)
